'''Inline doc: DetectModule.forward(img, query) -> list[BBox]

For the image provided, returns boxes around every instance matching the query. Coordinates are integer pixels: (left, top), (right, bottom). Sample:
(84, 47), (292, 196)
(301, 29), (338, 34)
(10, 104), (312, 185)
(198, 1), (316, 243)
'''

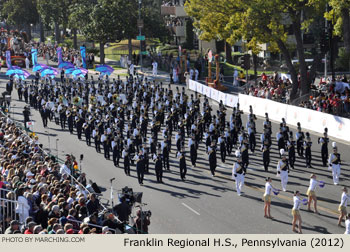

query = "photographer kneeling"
(134, 209), (151, 234)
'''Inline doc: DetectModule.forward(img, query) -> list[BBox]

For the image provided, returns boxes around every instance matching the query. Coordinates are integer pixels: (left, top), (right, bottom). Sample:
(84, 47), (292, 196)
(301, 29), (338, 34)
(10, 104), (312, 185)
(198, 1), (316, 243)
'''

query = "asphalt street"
(1, 60), (349, 234)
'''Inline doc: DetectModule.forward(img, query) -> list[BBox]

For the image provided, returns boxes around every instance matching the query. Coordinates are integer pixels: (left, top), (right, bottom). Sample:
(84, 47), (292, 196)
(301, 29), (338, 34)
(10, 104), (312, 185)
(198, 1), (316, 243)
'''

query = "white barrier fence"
(188, 80), (350, 142)
(188, 80), (239, 108)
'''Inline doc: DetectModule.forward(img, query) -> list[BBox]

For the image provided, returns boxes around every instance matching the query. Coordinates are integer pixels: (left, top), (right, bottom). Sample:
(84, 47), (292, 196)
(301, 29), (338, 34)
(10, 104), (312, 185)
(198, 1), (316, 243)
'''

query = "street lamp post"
(139, 0), (143, 72)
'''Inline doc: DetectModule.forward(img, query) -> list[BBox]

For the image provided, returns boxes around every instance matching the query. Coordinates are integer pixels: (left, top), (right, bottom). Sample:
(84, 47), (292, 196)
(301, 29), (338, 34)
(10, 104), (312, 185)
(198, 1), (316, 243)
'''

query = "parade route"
(1, 58), (349, 235)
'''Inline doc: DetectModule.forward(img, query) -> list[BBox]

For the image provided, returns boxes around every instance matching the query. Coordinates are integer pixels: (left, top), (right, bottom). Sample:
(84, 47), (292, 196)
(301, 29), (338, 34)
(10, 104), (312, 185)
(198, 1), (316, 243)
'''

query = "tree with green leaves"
(70, 0), (125, 64)
(2, 0), (39, 40)
(186, 0), (326, 100)
(37, 0), (71, 43)
(327, 0), (350, 71)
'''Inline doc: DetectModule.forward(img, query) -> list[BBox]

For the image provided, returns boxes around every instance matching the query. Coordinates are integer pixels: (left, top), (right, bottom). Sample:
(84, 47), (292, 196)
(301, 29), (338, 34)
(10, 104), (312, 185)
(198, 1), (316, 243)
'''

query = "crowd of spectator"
(0, 113), (131, 234)
(245, 72), (350, 118)
(246, 72), (292, 104)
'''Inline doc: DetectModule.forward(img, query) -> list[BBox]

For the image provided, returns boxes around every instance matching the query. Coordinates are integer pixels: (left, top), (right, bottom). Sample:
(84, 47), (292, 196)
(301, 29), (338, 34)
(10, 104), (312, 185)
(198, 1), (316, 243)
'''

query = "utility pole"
(139, 0), (143, 72)
(324, 4), (327, 78)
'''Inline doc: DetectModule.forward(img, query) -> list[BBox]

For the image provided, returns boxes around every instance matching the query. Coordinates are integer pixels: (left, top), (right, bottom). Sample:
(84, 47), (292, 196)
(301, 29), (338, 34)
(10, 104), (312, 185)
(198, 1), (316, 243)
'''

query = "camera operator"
(134, 209), (151, 234)
(113, 196), (131, 223)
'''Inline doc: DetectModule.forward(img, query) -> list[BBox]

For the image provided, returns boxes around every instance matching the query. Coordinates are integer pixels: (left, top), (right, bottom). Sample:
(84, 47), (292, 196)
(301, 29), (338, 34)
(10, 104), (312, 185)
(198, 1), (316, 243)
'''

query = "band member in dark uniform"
(287, 132), (296, 169)
(188, 135), (197, 167)
(208, 142), (217, 177)
(122, 145), (130, 176)
(296, 123), (304, 157)
(319, 130), (329, 167)
(154, 149), (163, 183)
(84, 122), (91, 146)
(177, 148), (187, 181)
(304, 132), (312, 168)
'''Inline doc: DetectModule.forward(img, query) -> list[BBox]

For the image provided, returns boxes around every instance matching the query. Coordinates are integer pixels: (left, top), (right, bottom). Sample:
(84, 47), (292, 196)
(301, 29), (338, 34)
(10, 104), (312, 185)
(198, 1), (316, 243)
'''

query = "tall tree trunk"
(341, 8), (350, 54)
(39, 17), (45, 43)
(25, 23), (31, 42)
(99, 42), (105, 64)
(309, 53), (322, 85)
(292, 16), (309, 96)
(253, 53), (258, 85)
(54, 21), (60, 43)
(225, 42), (233, 64)
(128, 37), (133, 63)
(73, 28), (78, 50)
(277, 39), (299, 101)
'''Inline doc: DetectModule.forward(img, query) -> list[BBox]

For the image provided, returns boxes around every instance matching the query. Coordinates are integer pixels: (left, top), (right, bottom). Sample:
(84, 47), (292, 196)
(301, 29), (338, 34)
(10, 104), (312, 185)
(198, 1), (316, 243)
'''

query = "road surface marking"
(182, 203), (200, 215)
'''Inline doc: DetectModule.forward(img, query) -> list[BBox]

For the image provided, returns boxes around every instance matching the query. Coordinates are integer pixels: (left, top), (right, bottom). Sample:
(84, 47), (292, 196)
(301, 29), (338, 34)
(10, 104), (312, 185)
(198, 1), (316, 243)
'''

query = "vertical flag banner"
(57, 47), (63, 64)
(31, 48), (38, 66)
(80, 46), (87, 68)
(6, 50), (11, 68)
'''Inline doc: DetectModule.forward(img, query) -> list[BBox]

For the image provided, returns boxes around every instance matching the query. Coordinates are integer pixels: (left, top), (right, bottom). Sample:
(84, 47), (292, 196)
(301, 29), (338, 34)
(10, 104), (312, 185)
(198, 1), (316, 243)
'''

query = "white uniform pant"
(280, 170), (288, 191)
(332, 164), (341, 184)
(235, 174), (245, 195)
(153, 68), (157, 76)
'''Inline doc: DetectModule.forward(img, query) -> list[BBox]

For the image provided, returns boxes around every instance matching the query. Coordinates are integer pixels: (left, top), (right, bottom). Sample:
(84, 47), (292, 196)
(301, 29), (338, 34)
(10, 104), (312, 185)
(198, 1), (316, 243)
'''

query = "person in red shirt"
(24, 222), (36, 234)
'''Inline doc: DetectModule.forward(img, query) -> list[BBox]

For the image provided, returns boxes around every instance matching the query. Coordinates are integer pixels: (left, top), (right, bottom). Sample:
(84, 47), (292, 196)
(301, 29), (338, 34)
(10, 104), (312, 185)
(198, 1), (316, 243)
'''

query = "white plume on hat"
(235, 150), (241, 158)
(332, 142), (337, 148)
(280, 149), (285, 156)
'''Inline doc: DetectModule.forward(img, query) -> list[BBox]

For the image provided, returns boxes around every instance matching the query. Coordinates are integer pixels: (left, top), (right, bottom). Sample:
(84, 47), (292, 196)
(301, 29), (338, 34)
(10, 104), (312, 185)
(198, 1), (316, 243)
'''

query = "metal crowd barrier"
(0, 188), (18, 234)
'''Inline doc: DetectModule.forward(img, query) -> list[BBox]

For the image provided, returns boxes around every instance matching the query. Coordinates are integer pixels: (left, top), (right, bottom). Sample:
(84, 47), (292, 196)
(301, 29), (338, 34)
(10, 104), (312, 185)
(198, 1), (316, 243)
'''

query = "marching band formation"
(8, 69), (349, 234)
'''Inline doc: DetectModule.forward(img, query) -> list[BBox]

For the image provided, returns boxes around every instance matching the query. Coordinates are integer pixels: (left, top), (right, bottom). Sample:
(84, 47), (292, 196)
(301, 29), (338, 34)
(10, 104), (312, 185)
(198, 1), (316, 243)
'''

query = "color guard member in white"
(263, 177), (277, 219)
(292, 191), (303, 234)
(338, 187), (350, 227)
(306, 174), (319, 214)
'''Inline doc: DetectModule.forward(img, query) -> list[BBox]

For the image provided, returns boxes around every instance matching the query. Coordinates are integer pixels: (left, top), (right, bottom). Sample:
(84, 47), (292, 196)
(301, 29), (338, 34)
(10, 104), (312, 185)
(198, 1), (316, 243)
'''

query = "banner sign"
(57, 47), (63, 64)
(31, 48), (38, 66)
(6, 50), (11, 68)
(80, 46), (87, 69)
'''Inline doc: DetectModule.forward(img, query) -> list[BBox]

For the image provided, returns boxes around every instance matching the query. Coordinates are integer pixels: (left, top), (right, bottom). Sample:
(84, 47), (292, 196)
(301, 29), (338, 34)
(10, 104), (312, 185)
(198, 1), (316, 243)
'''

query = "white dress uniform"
(328, 152), (341, 185)
(277, 158), (289, 191)
(345, 219), (350, 234)
(232, 161), (245, 196)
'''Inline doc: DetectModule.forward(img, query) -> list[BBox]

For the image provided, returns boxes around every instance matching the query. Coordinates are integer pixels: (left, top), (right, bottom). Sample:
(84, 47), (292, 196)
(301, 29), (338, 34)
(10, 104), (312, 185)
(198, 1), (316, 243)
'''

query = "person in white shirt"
(233, 69), (239, 86)
(292, 190), (303, 234)
(338, 187), (350, 227)
(16, 189), (30, 223)
(152, 61), (158, 76)
(129, 63), (135, 76)
(189, 68), (194, 80)
(345, 213), (350, 234)
(25, 57), (30, 69)
(306, 174), (319, 214)
(263, 177), (277, 219)
(195, 69), (199, 81)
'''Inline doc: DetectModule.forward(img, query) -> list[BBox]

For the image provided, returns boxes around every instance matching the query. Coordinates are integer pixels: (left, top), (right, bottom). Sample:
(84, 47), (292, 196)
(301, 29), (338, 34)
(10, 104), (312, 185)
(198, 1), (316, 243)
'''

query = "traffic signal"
(244, 54), (251, 70)
(239, 56), (245, 69)
(141, 40), (146, 52)
(240, 54), (251, 70)
(320, 31), (329, 53)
